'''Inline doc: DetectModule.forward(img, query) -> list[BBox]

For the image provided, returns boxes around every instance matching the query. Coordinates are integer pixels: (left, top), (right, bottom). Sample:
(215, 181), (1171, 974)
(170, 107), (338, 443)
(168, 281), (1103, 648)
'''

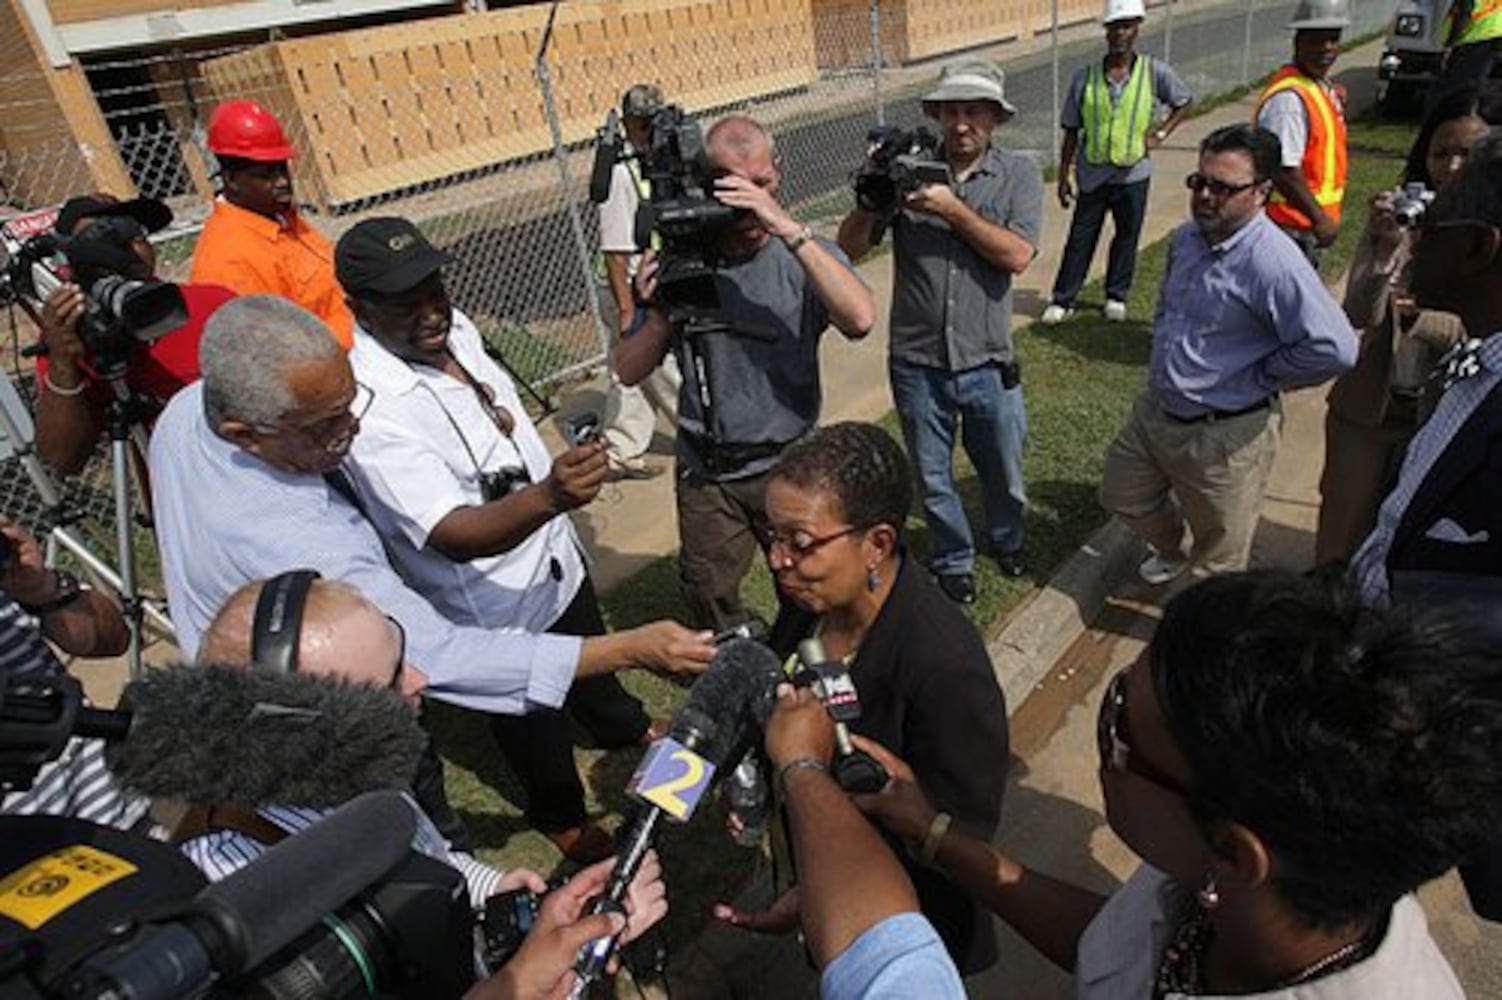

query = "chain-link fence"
(2, 0), (1393, 389)
(0, 0), (1392, 588)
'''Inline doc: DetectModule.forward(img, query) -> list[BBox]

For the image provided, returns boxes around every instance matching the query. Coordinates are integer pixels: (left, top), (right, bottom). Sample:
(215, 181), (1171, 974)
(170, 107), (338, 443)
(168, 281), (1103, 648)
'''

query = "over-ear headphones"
(251, 569), (320, 674)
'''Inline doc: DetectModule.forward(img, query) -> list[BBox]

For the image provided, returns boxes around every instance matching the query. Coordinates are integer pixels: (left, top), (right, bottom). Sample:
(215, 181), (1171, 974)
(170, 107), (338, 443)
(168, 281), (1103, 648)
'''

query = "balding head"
(200, 577), (423, 703)
(705, 115), (774, 167)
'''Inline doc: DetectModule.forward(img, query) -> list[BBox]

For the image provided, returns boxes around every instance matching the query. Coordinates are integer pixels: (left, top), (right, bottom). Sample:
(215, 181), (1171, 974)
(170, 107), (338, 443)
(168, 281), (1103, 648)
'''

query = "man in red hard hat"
(190, 100), (353, 348)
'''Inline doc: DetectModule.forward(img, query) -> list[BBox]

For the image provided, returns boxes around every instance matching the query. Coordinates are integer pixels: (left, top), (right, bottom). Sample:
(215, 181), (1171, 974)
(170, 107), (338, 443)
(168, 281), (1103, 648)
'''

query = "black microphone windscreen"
(678, 638), (783, 762)
(108, 663), (426, 808)
(194, 790), (417, 974)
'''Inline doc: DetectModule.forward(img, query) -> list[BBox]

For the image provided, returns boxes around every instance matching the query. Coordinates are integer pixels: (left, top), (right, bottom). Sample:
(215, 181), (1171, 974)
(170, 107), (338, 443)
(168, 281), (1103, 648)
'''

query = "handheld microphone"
(795, 637), (888, 794)
(97, 663), (427, 808)
(589, 110), (622, 205)
(567, 638), (782, 996)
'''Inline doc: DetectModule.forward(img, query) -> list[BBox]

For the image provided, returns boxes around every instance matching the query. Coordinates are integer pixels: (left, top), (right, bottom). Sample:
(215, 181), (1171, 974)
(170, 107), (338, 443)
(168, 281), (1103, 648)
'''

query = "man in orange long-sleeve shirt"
(190, 100), (352, 348)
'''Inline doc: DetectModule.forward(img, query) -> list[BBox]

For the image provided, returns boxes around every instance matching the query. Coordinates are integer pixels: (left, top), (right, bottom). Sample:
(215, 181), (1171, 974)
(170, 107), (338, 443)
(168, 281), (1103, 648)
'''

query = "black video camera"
(852, 126), (950, 218)
(590, 104), (737, 319)
(0, 225), (187, 374)
(0, 794), (478, 1000)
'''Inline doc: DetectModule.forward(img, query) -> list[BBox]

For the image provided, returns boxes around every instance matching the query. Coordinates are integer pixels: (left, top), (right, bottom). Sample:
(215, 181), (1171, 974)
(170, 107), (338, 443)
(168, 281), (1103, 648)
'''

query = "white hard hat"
(1103, 0), (1146, 23)
(1288, 0), (1350, 30)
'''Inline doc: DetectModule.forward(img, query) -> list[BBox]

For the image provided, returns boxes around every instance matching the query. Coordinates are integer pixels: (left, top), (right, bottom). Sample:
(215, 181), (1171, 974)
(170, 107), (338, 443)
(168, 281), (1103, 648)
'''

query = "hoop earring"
(1197, 872), (1220, 910)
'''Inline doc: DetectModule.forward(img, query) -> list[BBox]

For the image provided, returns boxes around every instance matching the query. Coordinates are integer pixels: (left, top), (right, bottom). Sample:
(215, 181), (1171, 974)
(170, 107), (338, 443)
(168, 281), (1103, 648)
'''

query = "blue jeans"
(890, 358), (1028, 575)
(1050, 178), (1150, 307)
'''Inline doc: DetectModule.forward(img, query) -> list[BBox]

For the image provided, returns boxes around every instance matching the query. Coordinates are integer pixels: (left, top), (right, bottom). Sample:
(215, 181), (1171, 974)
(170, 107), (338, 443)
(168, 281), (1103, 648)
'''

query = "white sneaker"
(1104, 299), (1128, 322)
(1138, 552), (1189, 586)
(1040, 303), (1073, 325)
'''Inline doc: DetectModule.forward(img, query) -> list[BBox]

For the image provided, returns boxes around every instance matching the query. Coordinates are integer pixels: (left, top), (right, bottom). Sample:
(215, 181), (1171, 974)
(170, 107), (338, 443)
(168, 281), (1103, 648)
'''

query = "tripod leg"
(110, 435), (144, 679)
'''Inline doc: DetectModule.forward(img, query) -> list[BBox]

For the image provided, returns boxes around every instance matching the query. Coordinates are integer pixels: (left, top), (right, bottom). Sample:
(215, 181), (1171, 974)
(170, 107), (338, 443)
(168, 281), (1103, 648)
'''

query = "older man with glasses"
(1098, 124), (1356, 585)
(148, 296), (715, 837)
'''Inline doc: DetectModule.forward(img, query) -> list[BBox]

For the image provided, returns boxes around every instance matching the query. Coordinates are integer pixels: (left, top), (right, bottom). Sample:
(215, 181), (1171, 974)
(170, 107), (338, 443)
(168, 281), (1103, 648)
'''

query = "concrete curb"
(986, 519), (1144, 712)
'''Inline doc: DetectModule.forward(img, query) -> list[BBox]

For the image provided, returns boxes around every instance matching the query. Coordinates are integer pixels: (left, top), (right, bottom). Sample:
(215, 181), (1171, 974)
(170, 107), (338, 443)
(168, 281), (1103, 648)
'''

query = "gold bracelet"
(41, 368), (87, 397)
(919, 812), (952, 866)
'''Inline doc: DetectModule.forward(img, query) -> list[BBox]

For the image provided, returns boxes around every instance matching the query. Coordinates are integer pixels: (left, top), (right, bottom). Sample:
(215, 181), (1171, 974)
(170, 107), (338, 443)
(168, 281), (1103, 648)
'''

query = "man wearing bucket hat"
(190, 99), (353, 347)
(1255, 0), (1351, 267)
(1041, 0), (1193, 326)
(597, 83), (682, 481)
(839, 59), (1043, 607)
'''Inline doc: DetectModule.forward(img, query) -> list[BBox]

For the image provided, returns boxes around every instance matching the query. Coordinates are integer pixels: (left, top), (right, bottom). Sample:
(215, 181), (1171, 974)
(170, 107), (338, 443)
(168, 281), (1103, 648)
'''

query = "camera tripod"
(0, 361), (172, 680)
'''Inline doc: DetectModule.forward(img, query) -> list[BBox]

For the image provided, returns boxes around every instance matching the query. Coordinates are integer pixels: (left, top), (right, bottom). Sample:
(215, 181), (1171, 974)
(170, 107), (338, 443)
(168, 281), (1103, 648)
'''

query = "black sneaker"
(936, 572), (976, 605)
(995, 549), (1026, 578)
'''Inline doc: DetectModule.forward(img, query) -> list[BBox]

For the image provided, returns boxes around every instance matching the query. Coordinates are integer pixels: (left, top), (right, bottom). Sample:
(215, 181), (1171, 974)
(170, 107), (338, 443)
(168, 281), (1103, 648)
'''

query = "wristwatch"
(783, 225), (815, 253)
(21, 569), (84, 615)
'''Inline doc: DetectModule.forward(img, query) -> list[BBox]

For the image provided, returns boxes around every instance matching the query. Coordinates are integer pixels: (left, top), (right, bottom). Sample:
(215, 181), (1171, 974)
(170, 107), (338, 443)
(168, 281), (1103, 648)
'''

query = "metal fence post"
(1051, 0), (1061, 164)
(535, 17), (612, 364)
(1163, 0), (1174, 64)
(1240, 0), (1256, 85)
(871, 0), (885, 127)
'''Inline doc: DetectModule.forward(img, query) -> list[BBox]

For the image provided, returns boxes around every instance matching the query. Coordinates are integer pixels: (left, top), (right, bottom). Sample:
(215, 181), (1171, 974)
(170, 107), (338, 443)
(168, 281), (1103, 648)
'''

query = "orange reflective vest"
(1255, 65), (1348, 231)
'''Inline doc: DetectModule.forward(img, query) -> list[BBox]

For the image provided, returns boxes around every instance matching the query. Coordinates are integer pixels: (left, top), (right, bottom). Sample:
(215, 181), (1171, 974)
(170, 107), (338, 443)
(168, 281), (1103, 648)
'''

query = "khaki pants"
(602, 354), (681, 463)
(1100, 392), (1282, 574)
(675, 468), (775, 631)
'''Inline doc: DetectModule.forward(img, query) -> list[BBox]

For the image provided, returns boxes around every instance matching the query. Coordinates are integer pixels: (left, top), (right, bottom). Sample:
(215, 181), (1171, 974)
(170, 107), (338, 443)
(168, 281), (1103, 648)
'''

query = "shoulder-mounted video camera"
(590, 104), (737, 319)
(852, 126), (950, 225)
(1, 221), (187, 374)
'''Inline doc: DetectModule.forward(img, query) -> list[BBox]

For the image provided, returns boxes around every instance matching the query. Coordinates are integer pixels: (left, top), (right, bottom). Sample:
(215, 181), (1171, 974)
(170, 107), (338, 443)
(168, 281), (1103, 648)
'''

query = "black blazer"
(771, 550), (1010, 974)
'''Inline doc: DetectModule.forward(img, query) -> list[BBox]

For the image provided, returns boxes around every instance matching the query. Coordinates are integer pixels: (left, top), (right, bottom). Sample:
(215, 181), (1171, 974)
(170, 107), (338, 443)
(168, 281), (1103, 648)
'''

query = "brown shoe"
(547, 823), (615, 864)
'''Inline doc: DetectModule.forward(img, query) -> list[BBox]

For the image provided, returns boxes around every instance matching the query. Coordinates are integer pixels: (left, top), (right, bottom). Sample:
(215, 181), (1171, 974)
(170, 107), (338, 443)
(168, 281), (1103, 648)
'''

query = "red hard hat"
(206, 100), (296, 162)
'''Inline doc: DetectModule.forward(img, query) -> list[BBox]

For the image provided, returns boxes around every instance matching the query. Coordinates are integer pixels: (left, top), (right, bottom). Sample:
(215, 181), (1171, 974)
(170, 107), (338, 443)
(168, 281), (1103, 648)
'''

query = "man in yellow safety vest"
(1041, 0), (1193, 326)
(1429, 0), (1502, 113)
(1255, 0), (1350, 268)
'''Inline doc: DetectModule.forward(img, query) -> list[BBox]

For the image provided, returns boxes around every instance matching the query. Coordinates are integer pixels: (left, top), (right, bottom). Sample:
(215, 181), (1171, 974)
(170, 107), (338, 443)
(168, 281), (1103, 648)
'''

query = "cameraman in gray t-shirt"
(615, 114), (874, 630)
(838, 59), (1043, 606)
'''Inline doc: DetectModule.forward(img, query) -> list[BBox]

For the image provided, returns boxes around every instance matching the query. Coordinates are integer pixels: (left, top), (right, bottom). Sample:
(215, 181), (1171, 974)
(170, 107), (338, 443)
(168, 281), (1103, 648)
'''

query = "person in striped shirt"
(0, 514), (151, 830)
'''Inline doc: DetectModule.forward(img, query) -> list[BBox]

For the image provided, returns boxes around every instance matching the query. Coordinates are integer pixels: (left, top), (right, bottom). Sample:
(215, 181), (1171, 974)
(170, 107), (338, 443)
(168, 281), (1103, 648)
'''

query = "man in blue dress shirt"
(1099, 125), (1356, 585)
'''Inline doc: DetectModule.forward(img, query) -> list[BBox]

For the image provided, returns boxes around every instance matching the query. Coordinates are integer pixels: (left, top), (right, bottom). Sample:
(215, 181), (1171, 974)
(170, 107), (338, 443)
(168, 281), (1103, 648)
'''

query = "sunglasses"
(1184, 172), (1261, 197)
(1096, 669), (1192, 797)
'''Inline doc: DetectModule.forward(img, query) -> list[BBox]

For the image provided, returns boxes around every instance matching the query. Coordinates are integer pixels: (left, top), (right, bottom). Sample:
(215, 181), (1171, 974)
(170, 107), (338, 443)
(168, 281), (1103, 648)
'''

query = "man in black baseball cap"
(337, 216), (674, 864)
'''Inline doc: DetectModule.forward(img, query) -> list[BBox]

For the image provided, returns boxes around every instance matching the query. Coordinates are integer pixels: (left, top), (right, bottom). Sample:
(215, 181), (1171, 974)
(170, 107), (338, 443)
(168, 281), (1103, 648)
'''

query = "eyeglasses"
(384, 614), (406, 691)
(767, 525), (861, 566)
(1185, 172), (1261, 198)
(267, 382), (374, 451)
(1096, 669), (1192, 797)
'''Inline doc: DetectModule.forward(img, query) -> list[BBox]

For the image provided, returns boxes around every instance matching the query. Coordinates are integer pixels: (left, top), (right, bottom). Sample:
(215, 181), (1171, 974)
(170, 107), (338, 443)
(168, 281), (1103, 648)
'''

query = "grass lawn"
(426, 112), (1415, 982)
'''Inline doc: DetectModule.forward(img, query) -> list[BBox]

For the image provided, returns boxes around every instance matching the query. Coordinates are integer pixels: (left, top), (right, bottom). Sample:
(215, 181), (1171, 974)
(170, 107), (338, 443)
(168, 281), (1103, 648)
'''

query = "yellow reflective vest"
(1081, 55), (1155, 167)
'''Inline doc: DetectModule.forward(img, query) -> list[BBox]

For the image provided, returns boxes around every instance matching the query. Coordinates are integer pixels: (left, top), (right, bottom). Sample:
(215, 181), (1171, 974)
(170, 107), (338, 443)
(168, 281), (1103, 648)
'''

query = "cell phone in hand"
(564, 412), (602, 447)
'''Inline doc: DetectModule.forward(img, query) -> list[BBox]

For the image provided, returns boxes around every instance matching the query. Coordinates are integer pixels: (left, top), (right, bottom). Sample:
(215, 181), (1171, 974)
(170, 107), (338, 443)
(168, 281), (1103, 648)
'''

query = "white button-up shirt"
(345, 310), (584, 633)
(150, 382), (580, 715)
